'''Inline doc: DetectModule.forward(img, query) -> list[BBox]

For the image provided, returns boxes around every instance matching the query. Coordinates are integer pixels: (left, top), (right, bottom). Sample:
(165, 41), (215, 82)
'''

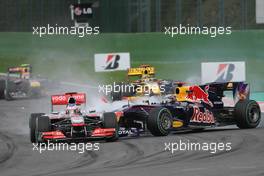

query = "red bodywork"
(51, 93), (86, 105)
(42, 128), (115, 140)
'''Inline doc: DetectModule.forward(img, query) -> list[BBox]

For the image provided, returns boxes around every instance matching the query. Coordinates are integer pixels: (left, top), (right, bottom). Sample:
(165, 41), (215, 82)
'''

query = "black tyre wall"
(235, 100), (261, 129)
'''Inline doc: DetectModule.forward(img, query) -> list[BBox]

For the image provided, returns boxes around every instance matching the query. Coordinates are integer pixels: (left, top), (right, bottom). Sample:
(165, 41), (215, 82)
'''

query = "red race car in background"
(29, 92), (119, 143)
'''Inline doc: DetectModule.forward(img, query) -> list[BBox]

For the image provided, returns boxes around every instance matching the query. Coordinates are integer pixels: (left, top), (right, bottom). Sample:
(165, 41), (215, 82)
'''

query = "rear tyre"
(111, 83), (135, 101)
(102, 112), (119, 142)
(111, 89), (122, 101)
(235, 100), (261, 129)
(4, 89), (12, 101)
(29, 113), (45, 143)
(35, 116), (51, 143)
(147, 107), (172, 136)
(0, 80), (5, 99)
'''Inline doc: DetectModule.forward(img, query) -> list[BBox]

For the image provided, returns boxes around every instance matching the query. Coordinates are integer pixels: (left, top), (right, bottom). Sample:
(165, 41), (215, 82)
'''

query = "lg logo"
(105, 55), (120, 70)
(215, 64), (235, 82)
(74, 7), (92, 16)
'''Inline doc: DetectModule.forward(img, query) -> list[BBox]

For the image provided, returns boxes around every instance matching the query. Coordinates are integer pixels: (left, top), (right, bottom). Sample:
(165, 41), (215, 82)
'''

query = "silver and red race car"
(29, 92), (119, 143)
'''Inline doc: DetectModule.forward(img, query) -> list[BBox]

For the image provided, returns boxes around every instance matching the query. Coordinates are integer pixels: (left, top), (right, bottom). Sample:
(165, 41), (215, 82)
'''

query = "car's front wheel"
(147, 107), (172, 136)
(29, 113), (45, 143)
(102, 112), (119, 142)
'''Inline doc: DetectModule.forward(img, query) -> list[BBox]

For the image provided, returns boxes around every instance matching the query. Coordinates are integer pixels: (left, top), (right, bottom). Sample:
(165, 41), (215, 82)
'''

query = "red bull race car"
(114, 82), (261, 137)
(29, 92), (119, 143)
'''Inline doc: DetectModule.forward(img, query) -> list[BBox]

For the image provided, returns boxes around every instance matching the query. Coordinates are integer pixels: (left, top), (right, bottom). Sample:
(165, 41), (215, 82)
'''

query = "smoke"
(185, 75), (201, 85)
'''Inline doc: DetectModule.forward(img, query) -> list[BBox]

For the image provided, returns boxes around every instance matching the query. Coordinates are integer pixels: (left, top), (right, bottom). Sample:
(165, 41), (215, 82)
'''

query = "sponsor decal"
(186, 85), (213, 107)
(94, 53), (130, 72)
(118, 129), (133, 135)
(215, 63), (235, 82)
(201, 62), (245, 84)
(51, 93), (86, 105)
(190, 107), (215, 124)
(105, 54), (120, 70)
(72, 4), (93, 17)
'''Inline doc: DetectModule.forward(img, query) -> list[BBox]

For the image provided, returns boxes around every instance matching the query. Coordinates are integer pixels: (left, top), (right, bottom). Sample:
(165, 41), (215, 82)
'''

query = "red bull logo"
(190, 107), (215, 124)
(186, 85), (213, 107)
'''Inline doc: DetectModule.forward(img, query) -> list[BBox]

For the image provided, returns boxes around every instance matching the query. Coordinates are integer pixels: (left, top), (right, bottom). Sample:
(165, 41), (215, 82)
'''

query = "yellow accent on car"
(127, 65), (155, 77)
(30, 81), (41, 87)
(172, 120), (183, 128)
(175, 86), (190, 101)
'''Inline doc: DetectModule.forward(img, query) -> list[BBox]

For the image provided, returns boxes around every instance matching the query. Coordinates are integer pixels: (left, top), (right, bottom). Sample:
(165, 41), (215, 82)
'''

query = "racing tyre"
(147, 107), (172, 136)
(4, 89), (12, 101)
(29, 113), (45, 143)
(0, 80), (5, 99)
(102, 112), (119, 142)
(111, 89), (122, 101)
(111, 83), (135, 101)
(35, 116), (51, 143)
(235, 100), (261, 129)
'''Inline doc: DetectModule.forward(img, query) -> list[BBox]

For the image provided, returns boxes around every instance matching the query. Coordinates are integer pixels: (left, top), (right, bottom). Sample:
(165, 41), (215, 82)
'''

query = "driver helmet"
(66, 97), (81, 115)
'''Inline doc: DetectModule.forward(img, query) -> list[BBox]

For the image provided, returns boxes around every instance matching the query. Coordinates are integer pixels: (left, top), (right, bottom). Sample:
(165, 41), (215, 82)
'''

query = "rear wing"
(201, 82), (250, 103)
(8, 64), (32, 79)
(51, 92), (86, 112)
(127, 65), (155, 78)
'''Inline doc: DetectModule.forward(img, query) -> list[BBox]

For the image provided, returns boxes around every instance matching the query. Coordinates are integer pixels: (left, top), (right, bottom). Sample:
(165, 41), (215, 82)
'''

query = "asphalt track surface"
(0, 97), (264, 176)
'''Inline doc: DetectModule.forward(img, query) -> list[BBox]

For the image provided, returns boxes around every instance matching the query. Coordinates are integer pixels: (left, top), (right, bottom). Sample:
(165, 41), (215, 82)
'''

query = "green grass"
(0, 31), (264, 91)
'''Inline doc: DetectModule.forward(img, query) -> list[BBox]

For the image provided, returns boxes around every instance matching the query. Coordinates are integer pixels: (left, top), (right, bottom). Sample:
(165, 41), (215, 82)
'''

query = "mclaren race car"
(29, 92), (119, 143)
(113, 82), (261, 137)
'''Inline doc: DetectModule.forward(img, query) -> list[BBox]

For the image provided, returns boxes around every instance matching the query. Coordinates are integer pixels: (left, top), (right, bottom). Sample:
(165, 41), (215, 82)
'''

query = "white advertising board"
(94, 53), (130, 72)
(201, 61), (245, 84)
(256, 0), (264, 23)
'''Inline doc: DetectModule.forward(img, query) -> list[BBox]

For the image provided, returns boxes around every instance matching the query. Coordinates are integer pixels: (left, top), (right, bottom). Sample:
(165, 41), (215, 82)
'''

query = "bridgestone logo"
(190, 107), (215, 124)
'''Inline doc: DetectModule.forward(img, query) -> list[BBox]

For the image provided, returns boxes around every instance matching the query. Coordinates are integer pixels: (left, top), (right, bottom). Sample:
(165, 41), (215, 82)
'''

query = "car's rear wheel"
(102, 112), (119, 142)
(235, 100), (261, 129)
(111, 82), (135, 101)
(147, 107), (172, 136)
(29, 113), (45, 143)
(4, 89), (12, 101)
(0, 80), (5, 99)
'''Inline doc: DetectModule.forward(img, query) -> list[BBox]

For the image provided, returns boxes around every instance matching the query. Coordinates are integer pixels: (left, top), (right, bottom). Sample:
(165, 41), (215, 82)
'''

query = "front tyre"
(29, 113), (45, 143)
(235, 100), (261, 129)
(147, 107), (172, 136)
(102, 112), (119, 142)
